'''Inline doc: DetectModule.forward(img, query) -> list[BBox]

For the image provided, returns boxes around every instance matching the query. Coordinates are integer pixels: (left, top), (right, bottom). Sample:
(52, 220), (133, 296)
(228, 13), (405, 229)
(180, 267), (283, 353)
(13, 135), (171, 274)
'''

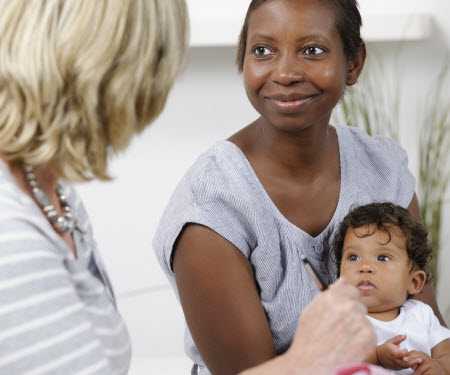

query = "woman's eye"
(252, 46), (272, 58)
(377, 255), (390, 262)
(303, 46), (326, 56)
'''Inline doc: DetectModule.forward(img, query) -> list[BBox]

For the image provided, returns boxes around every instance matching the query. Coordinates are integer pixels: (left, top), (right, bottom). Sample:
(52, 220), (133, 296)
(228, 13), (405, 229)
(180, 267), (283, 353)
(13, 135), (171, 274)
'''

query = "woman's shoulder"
(171, 140), (258, 204)
(338, 124), (405, 159)
(0, 165), (76, 257)
(157, 140), (263, 228)
(337, 124), (411, 176)
(337, 124), (415, 206)
(190, 140), (248, 174)
(0, 179), (63, 267)
(0, 163), (34, 218)
(153, 141), (263, 272)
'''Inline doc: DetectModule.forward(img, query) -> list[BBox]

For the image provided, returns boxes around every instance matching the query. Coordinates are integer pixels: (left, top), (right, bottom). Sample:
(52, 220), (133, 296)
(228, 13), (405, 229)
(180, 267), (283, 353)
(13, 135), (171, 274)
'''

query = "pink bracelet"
(334, 363), (393, 375)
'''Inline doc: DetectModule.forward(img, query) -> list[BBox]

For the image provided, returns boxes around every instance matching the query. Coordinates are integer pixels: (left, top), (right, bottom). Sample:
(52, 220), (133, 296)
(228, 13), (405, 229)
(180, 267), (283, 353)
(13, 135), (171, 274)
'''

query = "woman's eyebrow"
(247, 33), (277, 43)
(295, 34), (330, 43)
(248, 33), (330, 44)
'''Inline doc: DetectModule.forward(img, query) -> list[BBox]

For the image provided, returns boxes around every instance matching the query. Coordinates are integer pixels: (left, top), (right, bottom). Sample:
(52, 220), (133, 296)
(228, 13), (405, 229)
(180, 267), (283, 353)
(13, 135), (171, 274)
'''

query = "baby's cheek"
(339, 264), (352, 280)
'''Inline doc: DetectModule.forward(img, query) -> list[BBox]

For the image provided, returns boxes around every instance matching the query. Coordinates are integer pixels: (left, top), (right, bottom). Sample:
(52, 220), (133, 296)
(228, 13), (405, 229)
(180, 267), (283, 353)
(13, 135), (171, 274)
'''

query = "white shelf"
(362, 14), (432, 42)
(187, 1), (432, 47)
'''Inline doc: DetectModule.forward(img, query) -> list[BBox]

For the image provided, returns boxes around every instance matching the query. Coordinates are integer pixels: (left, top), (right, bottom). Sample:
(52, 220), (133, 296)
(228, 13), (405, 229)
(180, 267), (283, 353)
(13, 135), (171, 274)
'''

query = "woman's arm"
(173, 224), (275, 375)
(401, 339), (450, 374)
(432, 339), (450, 373)
(408, 194), (447, 326)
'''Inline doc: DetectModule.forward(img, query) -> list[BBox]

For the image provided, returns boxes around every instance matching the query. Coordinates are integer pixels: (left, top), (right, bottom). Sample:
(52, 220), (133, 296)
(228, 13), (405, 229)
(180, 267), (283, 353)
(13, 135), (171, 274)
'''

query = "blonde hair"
(0, 0), (188, 181)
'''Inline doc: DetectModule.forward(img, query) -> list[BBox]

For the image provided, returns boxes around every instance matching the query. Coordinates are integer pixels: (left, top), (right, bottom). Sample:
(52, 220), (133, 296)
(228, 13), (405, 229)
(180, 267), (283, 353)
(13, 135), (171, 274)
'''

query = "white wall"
(76, 1), (450, 373)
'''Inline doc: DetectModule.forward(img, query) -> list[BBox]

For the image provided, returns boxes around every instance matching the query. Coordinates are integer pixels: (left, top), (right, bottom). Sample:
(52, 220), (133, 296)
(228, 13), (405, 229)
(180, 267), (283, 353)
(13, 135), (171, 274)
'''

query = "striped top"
(153, 125), (416, 375)
(0, 160), (131, 375)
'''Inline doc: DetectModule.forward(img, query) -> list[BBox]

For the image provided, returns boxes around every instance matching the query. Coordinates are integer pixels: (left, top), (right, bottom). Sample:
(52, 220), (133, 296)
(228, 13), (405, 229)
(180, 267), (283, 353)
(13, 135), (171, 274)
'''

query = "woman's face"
(243, 0), (351, 132)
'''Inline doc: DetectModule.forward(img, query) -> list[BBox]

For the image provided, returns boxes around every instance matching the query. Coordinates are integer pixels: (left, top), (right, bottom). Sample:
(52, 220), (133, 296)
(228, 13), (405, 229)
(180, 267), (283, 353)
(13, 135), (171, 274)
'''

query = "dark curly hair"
(333, 202), (432, 279)
(236, 0), (365, 71)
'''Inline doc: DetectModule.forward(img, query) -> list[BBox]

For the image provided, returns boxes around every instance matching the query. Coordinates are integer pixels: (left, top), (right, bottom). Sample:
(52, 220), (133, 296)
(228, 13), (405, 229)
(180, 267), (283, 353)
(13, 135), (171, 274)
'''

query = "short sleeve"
(340, 126), (417, 209)
(153, 152), (257, 274)
(375, 136), (416, 208)
(423, 303), (450, 348)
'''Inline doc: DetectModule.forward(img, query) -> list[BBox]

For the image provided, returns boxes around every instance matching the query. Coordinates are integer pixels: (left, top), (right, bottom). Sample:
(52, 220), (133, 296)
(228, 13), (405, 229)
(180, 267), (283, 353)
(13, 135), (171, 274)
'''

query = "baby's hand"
(376, 335), (410, 370)
(403, 351), (446, 375)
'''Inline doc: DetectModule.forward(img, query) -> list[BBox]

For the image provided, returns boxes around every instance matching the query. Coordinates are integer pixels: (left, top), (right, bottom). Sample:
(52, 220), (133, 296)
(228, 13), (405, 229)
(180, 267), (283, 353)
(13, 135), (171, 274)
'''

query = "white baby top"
(368, 299), (450, 375)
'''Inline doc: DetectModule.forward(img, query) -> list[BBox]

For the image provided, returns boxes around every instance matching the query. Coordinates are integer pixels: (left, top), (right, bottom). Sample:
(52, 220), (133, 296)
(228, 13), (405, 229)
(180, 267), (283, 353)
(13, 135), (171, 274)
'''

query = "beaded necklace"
(23, 165), (75, 234)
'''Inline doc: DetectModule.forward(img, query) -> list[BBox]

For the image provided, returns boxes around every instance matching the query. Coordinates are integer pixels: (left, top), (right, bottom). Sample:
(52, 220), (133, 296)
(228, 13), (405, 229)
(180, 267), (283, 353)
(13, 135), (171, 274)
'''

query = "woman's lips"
(265, 94), (319, 113)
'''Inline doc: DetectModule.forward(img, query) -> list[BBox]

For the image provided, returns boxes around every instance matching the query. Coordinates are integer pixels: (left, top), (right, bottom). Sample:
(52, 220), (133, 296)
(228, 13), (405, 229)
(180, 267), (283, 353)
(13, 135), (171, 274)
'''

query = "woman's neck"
(249, 118), (337, 180)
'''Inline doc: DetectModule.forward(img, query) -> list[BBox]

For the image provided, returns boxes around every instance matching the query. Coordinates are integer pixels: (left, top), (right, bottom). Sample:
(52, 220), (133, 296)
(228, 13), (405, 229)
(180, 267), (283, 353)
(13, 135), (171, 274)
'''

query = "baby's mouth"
(357, 280), (376, 291)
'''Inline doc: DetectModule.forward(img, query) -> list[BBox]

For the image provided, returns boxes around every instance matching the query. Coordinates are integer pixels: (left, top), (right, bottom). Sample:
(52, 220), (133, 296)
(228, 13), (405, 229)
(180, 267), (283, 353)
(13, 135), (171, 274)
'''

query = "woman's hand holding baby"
(241, 279), (376, 375)
(286, 278), (376, 373)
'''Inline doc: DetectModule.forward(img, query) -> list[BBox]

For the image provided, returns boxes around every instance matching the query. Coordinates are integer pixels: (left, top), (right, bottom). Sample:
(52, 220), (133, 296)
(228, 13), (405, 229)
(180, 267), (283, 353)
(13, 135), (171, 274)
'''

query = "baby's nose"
(359, 262), (374, 273)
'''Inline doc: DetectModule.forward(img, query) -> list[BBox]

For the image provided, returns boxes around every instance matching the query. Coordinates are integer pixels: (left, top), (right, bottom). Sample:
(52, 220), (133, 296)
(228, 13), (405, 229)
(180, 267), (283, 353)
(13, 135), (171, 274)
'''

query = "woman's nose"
(272, 52), (304, 86)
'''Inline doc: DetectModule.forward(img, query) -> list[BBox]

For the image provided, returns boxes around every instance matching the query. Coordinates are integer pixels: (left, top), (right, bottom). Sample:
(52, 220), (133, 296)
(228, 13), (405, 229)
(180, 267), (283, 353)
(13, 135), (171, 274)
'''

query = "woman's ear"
(346, 43), (366, 86)
(407, 269), (427, 296)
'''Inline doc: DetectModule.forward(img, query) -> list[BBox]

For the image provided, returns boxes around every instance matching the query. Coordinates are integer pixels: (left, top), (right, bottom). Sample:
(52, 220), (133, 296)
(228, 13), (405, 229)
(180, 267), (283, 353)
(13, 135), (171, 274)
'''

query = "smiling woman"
(239, 0), (362, 132)
(152, 1), (444, 374)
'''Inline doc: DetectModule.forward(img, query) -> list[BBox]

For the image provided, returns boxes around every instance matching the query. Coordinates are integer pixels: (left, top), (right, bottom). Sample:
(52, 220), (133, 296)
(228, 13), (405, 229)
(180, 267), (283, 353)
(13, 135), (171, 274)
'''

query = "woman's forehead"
(246, 0), (338, 41)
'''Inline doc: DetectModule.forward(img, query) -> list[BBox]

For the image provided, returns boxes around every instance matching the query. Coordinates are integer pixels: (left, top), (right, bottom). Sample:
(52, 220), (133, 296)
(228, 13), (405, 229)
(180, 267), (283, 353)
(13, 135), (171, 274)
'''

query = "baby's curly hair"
(333, 202), (432, 279)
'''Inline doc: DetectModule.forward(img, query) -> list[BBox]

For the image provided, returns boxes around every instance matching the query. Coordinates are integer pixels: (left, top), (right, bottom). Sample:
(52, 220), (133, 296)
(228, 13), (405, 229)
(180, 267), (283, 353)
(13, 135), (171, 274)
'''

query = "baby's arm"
(365, 335), (411, 370)
(400, 339), (450, 374)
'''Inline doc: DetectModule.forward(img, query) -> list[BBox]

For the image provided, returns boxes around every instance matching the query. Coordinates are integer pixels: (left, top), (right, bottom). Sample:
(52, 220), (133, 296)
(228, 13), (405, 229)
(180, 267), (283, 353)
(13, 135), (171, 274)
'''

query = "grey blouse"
(153, 124), (415, 375)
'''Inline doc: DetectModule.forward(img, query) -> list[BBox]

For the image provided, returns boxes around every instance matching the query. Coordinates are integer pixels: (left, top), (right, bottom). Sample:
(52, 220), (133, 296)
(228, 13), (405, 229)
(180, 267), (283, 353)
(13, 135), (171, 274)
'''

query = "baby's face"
(340, 224), (417, 317)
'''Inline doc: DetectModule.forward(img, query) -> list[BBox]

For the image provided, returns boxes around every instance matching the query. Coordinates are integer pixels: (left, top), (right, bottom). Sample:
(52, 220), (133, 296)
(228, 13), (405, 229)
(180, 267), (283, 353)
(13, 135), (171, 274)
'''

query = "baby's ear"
(407, 270), (427, 296)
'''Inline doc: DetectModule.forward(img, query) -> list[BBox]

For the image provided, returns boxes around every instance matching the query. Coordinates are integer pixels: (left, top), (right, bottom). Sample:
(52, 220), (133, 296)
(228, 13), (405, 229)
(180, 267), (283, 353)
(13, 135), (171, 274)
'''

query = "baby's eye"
(377, 255), (390, 262)
(252, 46), (272, 58)
(303, 46), (326, 56)
(347, 254), (359, 262)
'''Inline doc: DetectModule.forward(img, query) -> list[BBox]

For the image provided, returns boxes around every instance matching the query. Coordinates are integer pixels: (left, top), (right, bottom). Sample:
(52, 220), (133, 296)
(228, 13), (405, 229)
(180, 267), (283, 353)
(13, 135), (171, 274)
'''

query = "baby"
(333, 202), (450, 374)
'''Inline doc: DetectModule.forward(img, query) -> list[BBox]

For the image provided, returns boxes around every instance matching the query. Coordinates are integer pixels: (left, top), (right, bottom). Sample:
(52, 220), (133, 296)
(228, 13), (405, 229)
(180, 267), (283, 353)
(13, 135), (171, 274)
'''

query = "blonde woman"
(0, 1), (187, 374)
(0, 0), (375, 374)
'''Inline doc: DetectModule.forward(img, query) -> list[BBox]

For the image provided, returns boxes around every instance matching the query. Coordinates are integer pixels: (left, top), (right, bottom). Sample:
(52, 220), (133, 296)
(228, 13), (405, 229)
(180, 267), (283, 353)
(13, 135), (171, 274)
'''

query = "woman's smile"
(242, 0), (350, 132)
(265, 93), (321, 114)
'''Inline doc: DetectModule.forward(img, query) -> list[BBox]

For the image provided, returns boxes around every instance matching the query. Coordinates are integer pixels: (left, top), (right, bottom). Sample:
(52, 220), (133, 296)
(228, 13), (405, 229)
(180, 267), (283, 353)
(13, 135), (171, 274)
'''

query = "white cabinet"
(187, 1), (432, 46)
